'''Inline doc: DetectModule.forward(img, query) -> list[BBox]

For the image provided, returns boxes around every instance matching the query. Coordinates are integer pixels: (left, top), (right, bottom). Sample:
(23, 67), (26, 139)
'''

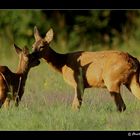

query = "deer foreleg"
(15, 89), (24, 107)
(72, 67), (84, 110)
(0, 89), (7, 108)
(3, 97), (10, 108)
(72, 87), (83, 110)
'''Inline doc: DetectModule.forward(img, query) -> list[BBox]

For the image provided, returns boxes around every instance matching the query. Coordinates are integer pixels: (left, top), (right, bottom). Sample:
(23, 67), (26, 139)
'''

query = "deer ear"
(23, 46), (29, 55)
(44, 28), (53, 44)
(13, 44), (22, 54)
(34, 26), (42, 41)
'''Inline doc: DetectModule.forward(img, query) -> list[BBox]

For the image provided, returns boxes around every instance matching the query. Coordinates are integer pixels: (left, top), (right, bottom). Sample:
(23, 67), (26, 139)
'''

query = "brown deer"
(0, 44), (40, 108)
(32, 26), (140, 112)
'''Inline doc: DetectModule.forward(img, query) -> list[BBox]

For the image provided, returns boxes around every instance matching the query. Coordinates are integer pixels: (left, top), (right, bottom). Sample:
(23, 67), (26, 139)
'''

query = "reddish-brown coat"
(0, 45), (40, 108)
(32, 27), (140, 112)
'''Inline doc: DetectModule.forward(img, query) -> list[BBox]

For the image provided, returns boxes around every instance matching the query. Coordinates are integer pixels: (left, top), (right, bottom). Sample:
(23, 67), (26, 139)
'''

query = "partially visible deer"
(32, 26), (140, 112)
(0, 44), (40, 108)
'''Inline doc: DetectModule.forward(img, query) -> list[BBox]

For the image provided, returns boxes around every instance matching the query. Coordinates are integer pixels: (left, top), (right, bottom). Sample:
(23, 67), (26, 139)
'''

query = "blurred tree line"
(1, 10), (140, 56)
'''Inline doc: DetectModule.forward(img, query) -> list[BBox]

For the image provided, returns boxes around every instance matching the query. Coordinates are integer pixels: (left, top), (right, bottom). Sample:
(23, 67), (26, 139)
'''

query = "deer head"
(14, 44), (40, 73)
(32, 26), (54, 58)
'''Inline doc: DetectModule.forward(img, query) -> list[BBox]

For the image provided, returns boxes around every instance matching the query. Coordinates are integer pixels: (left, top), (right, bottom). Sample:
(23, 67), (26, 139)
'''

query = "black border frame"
(0, 0), (140, 9)
(1, 0), (140, 139)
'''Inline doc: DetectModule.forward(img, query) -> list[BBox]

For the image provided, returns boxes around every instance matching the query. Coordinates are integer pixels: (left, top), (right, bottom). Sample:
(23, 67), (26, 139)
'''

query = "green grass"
(1, 52), (140, 131)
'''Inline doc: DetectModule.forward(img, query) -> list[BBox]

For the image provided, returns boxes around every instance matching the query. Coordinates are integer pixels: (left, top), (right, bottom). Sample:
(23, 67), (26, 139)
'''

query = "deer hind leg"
(110, 92), (126, 112)
(106, 81), (126, 112)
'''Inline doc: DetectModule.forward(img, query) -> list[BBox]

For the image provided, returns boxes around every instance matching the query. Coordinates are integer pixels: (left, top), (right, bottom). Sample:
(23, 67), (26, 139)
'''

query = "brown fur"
(0, 44), (40, 108)
(32, 26), (140, 112)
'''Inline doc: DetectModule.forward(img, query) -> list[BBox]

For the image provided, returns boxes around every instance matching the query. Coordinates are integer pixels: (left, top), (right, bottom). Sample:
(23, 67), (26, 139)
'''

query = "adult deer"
(0, 44), (40, 108)
(32, 26), (140, 112)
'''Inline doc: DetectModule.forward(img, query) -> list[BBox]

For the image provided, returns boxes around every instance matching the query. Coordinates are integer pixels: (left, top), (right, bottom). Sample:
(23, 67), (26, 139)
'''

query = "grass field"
(0, 53), (140, 131)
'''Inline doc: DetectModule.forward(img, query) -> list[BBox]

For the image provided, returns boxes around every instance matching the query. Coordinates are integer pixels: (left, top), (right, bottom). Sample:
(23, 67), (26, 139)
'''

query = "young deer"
(32, 26), (140, 112)
(0, 44), (40, 108)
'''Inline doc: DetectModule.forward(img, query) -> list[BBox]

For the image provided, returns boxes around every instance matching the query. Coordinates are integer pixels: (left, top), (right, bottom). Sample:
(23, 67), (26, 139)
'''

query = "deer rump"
(60, 50), (140, 112)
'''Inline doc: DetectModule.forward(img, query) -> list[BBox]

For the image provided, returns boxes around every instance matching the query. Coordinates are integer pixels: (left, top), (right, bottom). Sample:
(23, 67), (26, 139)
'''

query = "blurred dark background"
(1, 10), (140, 57)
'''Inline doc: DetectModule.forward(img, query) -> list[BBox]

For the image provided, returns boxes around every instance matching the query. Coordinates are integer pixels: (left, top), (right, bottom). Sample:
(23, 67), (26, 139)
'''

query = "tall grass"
(0, 49), (140, 131)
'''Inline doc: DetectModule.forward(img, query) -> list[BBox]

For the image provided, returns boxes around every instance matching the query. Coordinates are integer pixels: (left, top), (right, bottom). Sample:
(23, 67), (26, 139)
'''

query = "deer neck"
(12, 69), (29, 94)
(43, 46), (67, 72)
(17, 64), (30, 76)
(16, 61), (30, 87)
